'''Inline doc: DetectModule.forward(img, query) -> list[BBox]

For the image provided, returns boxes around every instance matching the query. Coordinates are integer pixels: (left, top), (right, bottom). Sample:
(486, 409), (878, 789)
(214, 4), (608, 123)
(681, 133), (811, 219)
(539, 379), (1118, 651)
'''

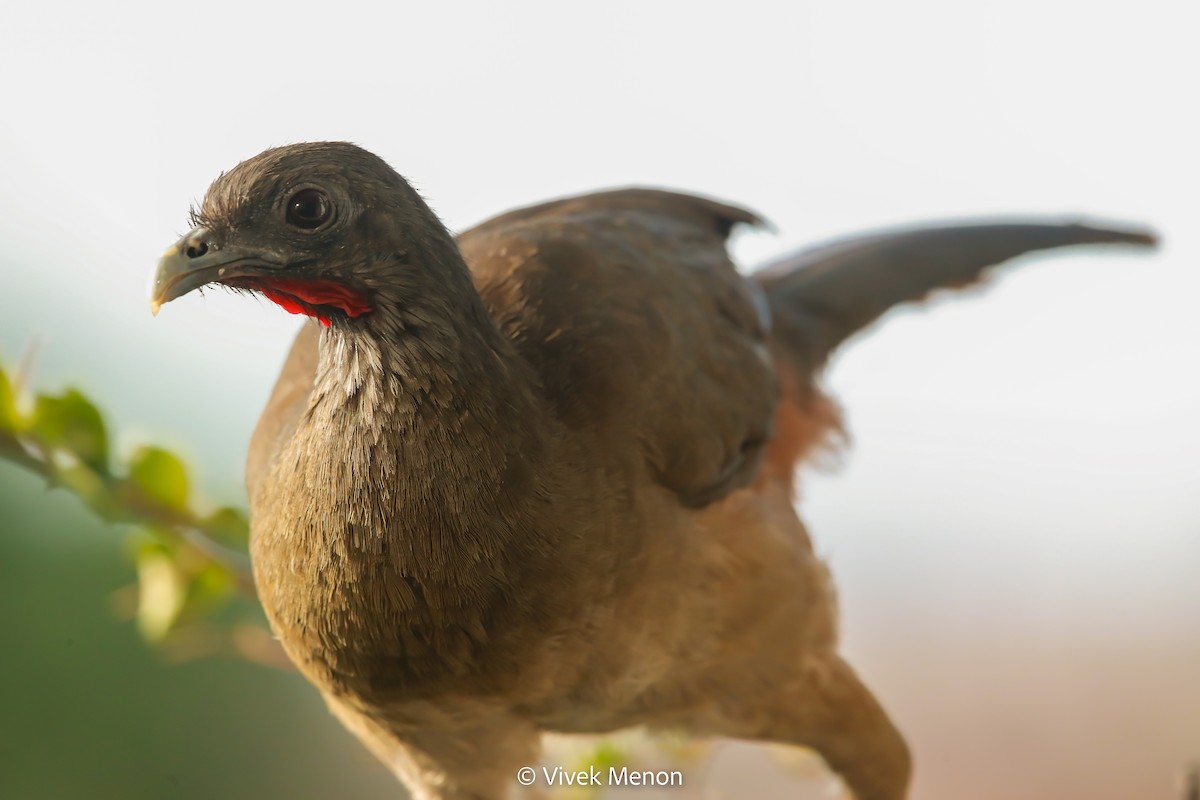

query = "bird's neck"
(249, 257), (564, 687)
(303, 276), (552, 570)
(254, 256), (556, 638)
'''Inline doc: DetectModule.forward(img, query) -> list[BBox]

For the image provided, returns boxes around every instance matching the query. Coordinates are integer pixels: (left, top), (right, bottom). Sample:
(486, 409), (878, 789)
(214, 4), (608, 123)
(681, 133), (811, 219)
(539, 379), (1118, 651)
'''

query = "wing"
(755, 220), (1157, 373)
(751, 219), (1157, 489)
(459, 189), (778, 507)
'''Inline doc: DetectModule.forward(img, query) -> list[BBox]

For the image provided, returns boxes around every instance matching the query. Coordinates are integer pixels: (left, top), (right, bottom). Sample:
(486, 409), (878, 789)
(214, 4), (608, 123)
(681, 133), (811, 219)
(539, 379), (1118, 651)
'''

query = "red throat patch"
(226, 276), (373, 327)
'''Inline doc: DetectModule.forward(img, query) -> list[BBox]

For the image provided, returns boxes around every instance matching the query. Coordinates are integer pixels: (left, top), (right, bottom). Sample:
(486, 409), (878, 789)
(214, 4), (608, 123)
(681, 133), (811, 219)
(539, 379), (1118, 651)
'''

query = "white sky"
(1, 2), (1197, 797)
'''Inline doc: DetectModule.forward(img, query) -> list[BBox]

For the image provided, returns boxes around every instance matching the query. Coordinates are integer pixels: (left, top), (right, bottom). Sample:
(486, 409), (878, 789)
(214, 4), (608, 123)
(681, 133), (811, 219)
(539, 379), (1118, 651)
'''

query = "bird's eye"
(285, 188), (332, 230)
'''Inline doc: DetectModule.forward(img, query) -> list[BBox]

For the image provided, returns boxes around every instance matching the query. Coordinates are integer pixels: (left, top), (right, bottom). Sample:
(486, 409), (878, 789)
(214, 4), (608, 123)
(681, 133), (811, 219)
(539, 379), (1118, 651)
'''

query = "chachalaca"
(150, 142), (1155, 800)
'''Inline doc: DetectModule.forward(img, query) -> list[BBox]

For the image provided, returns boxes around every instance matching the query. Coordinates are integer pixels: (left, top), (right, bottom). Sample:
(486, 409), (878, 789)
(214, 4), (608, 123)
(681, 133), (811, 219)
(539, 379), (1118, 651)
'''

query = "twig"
(0, 427), (256, 594)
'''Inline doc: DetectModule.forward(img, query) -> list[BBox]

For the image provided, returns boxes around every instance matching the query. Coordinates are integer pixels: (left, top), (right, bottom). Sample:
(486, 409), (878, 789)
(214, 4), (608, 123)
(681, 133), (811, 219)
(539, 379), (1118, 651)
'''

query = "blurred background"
(1, 1), (1196, 798)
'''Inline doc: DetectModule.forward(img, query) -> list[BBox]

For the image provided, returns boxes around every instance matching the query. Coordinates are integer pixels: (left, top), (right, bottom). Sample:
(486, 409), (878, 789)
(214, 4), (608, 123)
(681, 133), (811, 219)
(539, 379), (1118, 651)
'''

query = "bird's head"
(151, 142), (453, 328)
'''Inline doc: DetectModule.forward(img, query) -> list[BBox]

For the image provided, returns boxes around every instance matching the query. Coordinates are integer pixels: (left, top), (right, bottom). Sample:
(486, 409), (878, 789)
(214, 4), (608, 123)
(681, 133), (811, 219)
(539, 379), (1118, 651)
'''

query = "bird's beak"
(150, 227), (283, 315)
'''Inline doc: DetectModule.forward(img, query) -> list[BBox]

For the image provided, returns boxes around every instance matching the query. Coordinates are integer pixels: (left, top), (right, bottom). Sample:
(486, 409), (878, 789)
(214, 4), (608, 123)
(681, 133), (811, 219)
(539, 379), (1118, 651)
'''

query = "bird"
(150, 142), (1155, 800)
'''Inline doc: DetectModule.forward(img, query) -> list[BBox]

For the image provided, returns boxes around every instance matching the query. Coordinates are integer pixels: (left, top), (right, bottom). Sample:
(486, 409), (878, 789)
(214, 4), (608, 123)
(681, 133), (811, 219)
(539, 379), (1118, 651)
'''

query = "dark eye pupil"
(286, 189), (330, 229)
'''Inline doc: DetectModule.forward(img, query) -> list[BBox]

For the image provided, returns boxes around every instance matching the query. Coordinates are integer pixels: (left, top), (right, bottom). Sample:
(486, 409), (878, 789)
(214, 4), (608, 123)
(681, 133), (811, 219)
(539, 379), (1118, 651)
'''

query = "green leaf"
(30, 388), (109, 471)
(585, 742), (627, 774)
(128, 446), (189, 509)
(135, 545), (187, 640)
(202, 506), (250, 544)
(184, 561), (235, 611)
(0, 367), (17, 431)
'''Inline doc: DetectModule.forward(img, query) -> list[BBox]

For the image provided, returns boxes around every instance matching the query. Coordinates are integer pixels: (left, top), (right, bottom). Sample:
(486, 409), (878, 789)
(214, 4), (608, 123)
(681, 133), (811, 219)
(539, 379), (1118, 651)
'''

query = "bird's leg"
(326, 699), (540, 800)
(389, 725), (541, 800)
(727, 654), (911, 800)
